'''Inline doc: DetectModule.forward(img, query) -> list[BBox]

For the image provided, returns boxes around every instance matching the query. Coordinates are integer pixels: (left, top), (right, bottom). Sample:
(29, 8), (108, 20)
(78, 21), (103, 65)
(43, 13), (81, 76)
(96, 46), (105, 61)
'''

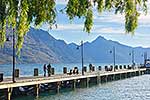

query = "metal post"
(113, 46), (116, 71)
(12, 28), (15, 83)
(132, 49), (134, 65)
(144, 52), (147, 65)
(81, 41), (84, 75)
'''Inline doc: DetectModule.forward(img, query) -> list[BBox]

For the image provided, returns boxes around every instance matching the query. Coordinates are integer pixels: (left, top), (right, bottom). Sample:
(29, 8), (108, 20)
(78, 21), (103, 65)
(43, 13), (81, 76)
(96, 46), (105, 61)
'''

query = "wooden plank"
(0, 68), (146, 89)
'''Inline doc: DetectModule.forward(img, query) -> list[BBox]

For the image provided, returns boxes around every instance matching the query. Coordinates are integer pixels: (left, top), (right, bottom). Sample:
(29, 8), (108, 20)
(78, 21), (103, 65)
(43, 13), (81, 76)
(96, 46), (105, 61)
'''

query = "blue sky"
(41, 0), (150, 48)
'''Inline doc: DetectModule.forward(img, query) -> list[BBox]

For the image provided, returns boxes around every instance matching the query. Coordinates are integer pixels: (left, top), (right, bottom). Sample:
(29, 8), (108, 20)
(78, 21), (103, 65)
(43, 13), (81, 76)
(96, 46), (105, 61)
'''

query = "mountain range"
(0, 28), (149, 64)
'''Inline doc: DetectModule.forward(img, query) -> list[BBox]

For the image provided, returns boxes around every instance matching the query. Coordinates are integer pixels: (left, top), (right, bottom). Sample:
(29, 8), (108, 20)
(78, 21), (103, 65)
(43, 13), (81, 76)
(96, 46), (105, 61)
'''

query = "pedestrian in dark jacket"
(43, 64), (47, 77)
(47, 63), (51, 77)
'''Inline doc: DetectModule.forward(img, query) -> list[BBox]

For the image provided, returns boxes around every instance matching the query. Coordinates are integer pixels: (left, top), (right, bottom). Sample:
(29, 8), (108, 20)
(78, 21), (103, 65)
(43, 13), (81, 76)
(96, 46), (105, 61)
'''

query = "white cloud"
(138, 14), (150, 24)
(93, 27), (125, 34)
(52, 23), (125, 35)
(56, 0), (68, 5)
(93, 1), (150, 25)
(94, 13), (125, 24)
(53, 24), (84, 31)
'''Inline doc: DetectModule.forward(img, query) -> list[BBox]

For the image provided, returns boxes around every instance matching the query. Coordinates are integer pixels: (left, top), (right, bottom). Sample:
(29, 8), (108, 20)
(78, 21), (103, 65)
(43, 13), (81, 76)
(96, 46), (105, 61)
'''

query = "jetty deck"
(0, 67), (147, 100)
(0, 68), (146, 89)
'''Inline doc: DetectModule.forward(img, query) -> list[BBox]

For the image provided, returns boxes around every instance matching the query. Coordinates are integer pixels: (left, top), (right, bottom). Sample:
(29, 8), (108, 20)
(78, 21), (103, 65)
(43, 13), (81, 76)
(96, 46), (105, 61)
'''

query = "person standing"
(89, 63), (92, 72)
(47, 63), (51, 77)
(43, 64), (47, 77)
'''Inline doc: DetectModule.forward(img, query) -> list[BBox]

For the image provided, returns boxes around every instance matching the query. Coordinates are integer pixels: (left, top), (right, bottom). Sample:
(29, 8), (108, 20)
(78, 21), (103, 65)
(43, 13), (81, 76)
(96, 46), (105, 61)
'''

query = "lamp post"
(141, 52), (146, 64)
(144, 51), (147, 65)
(12, 28), (15, 83)
(129, 49), (134, 66)
(81, 41), (84, 75)
(141, 54), (144, 64)
(77, 41), (84, 75)
(110, 46), (116, 71)
(6, 28), (16, 83)
(132, 50), (134, 65)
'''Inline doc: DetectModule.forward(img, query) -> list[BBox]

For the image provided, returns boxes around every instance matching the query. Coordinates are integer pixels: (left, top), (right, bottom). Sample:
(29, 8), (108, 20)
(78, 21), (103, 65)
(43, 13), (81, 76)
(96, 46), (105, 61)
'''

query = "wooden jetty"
(0, 66), (146, 100)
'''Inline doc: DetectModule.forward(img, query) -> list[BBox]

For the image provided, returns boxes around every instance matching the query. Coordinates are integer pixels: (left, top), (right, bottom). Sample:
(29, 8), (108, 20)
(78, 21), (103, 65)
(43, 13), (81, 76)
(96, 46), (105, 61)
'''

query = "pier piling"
(35, 84), (40, 98)
(57, 82), (61, 94)
(7, 88), (13, 100)
(86, 77), (90, 87)
(73, 80), (76, 90)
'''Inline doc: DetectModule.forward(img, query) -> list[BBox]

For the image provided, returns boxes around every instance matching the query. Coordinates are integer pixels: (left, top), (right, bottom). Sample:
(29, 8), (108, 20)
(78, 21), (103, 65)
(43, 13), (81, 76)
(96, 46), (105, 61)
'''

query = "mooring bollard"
(74, 67), (79, 74)
(63, 67), (67, 74)
(115, 65), (118, 70)
(98, 66), (101, 71)
(105, 66), (108, 71)
(34, 68), (38, 76)
(119, 65), (122, 69)
(51, 68), (55, 75)
(127, 65), (131, 69)
(0, 73), (3, 82)
(92, 66), (95, 71)
(15, 69), (19, 78)
(123, 65), (126, 69)
(73, 67), (78, 74)
(110, 65), (113, 71)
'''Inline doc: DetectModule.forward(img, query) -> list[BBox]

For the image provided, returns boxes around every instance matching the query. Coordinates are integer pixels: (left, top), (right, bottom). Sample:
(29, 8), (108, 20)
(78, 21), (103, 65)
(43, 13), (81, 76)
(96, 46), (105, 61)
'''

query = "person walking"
(43, 64), (47, 77)
(47, 63), (51, 77)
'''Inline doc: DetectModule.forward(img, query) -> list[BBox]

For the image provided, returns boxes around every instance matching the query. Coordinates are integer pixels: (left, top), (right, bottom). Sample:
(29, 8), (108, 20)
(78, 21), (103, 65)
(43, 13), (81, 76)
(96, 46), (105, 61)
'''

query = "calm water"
(14, 75), (150, 100)
(0, 63), (130, 77)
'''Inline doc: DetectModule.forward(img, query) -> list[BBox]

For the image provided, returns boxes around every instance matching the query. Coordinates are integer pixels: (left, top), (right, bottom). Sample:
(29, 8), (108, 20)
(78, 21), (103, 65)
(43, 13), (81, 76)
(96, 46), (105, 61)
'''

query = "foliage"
(0, 0), (148, 54)
(0, 0), (56, 54)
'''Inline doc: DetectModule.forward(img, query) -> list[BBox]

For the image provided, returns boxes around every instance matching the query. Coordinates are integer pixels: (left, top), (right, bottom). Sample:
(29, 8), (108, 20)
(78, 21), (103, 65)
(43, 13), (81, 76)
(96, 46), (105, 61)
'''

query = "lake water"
(14, 75), (150, 100)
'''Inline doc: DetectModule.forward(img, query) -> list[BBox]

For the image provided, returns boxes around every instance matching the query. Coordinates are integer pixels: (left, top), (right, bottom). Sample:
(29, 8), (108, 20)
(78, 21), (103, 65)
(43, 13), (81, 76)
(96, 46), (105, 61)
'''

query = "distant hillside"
(0, 28), (149, 64)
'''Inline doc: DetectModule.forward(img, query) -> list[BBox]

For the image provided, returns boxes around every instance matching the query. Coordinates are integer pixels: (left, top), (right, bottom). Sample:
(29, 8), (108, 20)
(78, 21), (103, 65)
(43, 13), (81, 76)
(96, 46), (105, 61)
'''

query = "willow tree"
(0, 0), (148, 54)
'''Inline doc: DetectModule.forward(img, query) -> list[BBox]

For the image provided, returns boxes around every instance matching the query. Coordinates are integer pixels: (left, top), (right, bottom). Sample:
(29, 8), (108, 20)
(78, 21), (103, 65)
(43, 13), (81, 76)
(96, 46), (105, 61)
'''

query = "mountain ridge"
(0, 28), (149, 64)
